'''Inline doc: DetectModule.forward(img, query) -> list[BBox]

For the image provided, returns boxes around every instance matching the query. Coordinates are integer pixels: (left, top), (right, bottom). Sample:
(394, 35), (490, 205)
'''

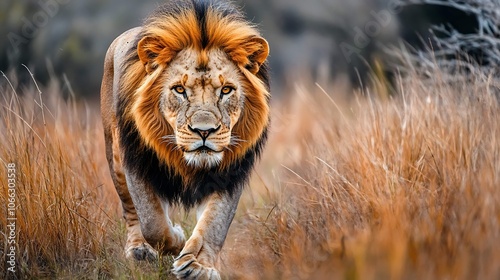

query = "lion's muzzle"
(188, 124), (221, 141)
(187, 110), (223, 148)
(181, 110), (227, 167)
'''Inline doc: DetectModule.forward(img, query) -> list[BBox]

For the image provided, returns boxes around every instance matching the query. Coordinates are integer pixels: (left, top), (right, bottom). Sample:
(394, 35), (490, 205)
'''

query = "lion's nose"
(188, 125), (220, 141)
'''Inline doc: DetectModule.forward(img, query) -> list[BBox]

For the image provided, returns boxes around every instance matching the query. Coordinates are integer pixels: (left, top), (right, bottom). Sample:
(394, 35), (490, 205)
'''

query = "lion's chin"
(184, 150), (224, 168)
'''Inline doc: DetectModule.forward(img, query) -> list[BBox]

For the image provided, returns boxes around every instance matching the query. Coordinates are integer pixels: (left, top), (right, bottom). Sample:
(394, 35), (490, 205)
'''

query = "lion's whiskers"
(223, 146), (235, 154)
(229, 136), (246, 147)
(160, 135), (186, 152)
(161, 134), (176, 140)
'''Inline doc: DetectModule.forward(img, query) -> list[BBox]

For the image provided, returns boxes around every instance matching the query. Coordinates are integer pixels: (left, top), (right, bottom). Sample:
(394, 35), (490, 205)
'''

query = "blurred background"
(0, 0), (498, 99)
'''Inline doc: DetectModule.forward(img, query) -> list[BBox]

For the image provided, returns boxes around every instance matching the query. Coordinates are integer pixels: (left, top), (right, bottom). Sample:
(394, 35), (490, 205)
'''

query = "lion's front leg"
(172, 188), (243, 280)
(124, 171), (186, 259)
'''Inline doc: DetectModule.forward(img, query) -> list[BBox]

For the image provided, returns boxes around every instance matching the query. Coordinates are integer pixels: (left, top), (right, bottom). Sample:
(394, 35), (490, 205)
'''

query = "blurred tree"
(1, 0), (497, 98)
(1, 0), (157, 98)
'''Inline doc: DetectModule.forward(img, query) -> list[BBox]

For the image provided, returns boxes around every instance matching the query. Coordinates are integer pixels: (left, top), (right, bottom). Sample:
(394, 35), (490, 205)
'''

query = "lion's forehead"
(168, 48), (240, 91)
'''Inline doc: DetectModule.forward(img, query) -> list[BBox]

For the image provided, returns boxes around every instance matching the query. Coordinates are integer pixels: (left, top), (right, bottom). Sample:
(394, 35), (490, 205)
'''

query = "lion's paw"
(172, 253), (221, 280)
(125, 242), (158, 262)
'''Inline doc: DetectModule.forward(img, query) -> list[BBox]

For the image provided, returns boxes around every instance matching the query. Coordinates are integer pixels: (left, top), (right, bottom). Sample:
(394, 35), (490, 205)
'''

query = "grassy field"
(1, 65), (499, 279)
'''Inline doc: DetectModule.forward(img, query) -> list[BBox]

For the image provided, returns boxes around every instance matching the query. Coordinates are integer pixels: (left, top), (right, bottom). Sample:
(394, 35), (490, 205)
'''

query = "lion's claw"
(173, 253), (221, 280)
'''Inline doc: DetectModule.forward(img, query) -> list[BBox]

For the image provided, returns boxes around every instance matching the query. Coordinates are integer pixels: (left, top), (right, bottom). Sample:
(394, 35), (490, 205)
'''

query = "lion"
(100, 0), (270, 279)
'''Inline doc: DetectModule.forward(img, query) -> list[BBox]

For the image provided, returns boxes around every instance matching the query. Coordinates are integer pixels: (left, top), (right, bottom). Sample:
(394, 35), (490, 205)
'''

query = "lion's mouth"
(187, 145), (222, 154)
(183, 145), (225, 168)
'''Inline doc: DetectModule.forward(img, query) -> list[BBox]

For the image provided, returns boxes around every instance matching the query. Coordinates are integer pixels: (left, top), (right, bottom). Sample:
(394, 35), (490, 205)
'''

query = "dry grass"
(1, 65), (499, 279)
(0, 75), (118, 278)
(223, 68), (500, 279)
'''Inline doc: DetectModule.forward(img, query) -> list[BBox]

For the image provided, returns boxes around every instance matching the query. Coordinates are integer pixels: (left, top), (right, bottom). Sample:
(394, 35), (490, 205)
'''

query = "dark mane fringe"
(117, 0), (270, 207)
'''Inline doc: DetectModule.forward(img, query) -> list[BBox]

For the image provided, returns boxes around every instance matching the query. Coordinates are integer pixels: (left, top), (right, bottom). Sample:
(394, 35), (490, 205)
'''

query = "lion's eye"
(173, 86), (186, 95)
(221, 86), (234, 95)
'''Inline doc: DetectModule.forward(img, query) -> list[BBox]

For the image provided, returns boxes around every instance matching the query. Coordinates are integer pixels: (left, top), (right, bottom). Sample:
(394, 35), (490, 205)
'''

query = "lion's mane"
(116, 0), (270, 207)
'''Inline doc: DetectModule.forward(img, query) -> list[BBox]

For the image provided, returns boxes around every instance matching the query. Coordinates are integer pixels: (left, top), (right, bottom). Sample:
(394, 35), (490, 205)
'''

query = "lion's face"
(160, 48), (244, 168)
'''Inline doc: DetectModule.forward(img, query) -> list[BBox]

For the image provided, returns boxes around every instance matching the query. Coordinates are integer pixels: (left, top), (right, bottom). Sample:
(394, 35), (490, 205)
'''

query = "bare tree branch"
(395, 0), (500, 76)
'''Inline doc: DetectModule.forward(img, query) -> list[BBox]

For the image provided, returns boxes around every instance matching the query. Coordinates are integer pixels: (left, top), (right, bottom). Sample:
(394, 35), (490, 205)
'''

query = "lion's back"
(101, 27), (141, 133)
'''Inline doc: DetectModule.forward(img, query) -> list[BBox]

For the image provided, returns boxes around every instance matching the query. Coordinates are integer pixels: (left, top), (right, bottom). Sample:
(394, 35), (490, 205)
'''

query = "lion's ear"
(231, 37), (269, 75)
(137, 36), (174, 74)
(245, 37), (269, 74)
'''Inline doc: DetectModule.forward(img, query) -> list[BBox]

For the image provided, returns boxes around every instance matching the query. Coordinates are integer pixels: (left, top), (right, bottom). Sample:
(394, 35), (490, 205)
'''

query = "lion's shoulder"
(101, 27), (142, 126)
(111, 27), (142, 72)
